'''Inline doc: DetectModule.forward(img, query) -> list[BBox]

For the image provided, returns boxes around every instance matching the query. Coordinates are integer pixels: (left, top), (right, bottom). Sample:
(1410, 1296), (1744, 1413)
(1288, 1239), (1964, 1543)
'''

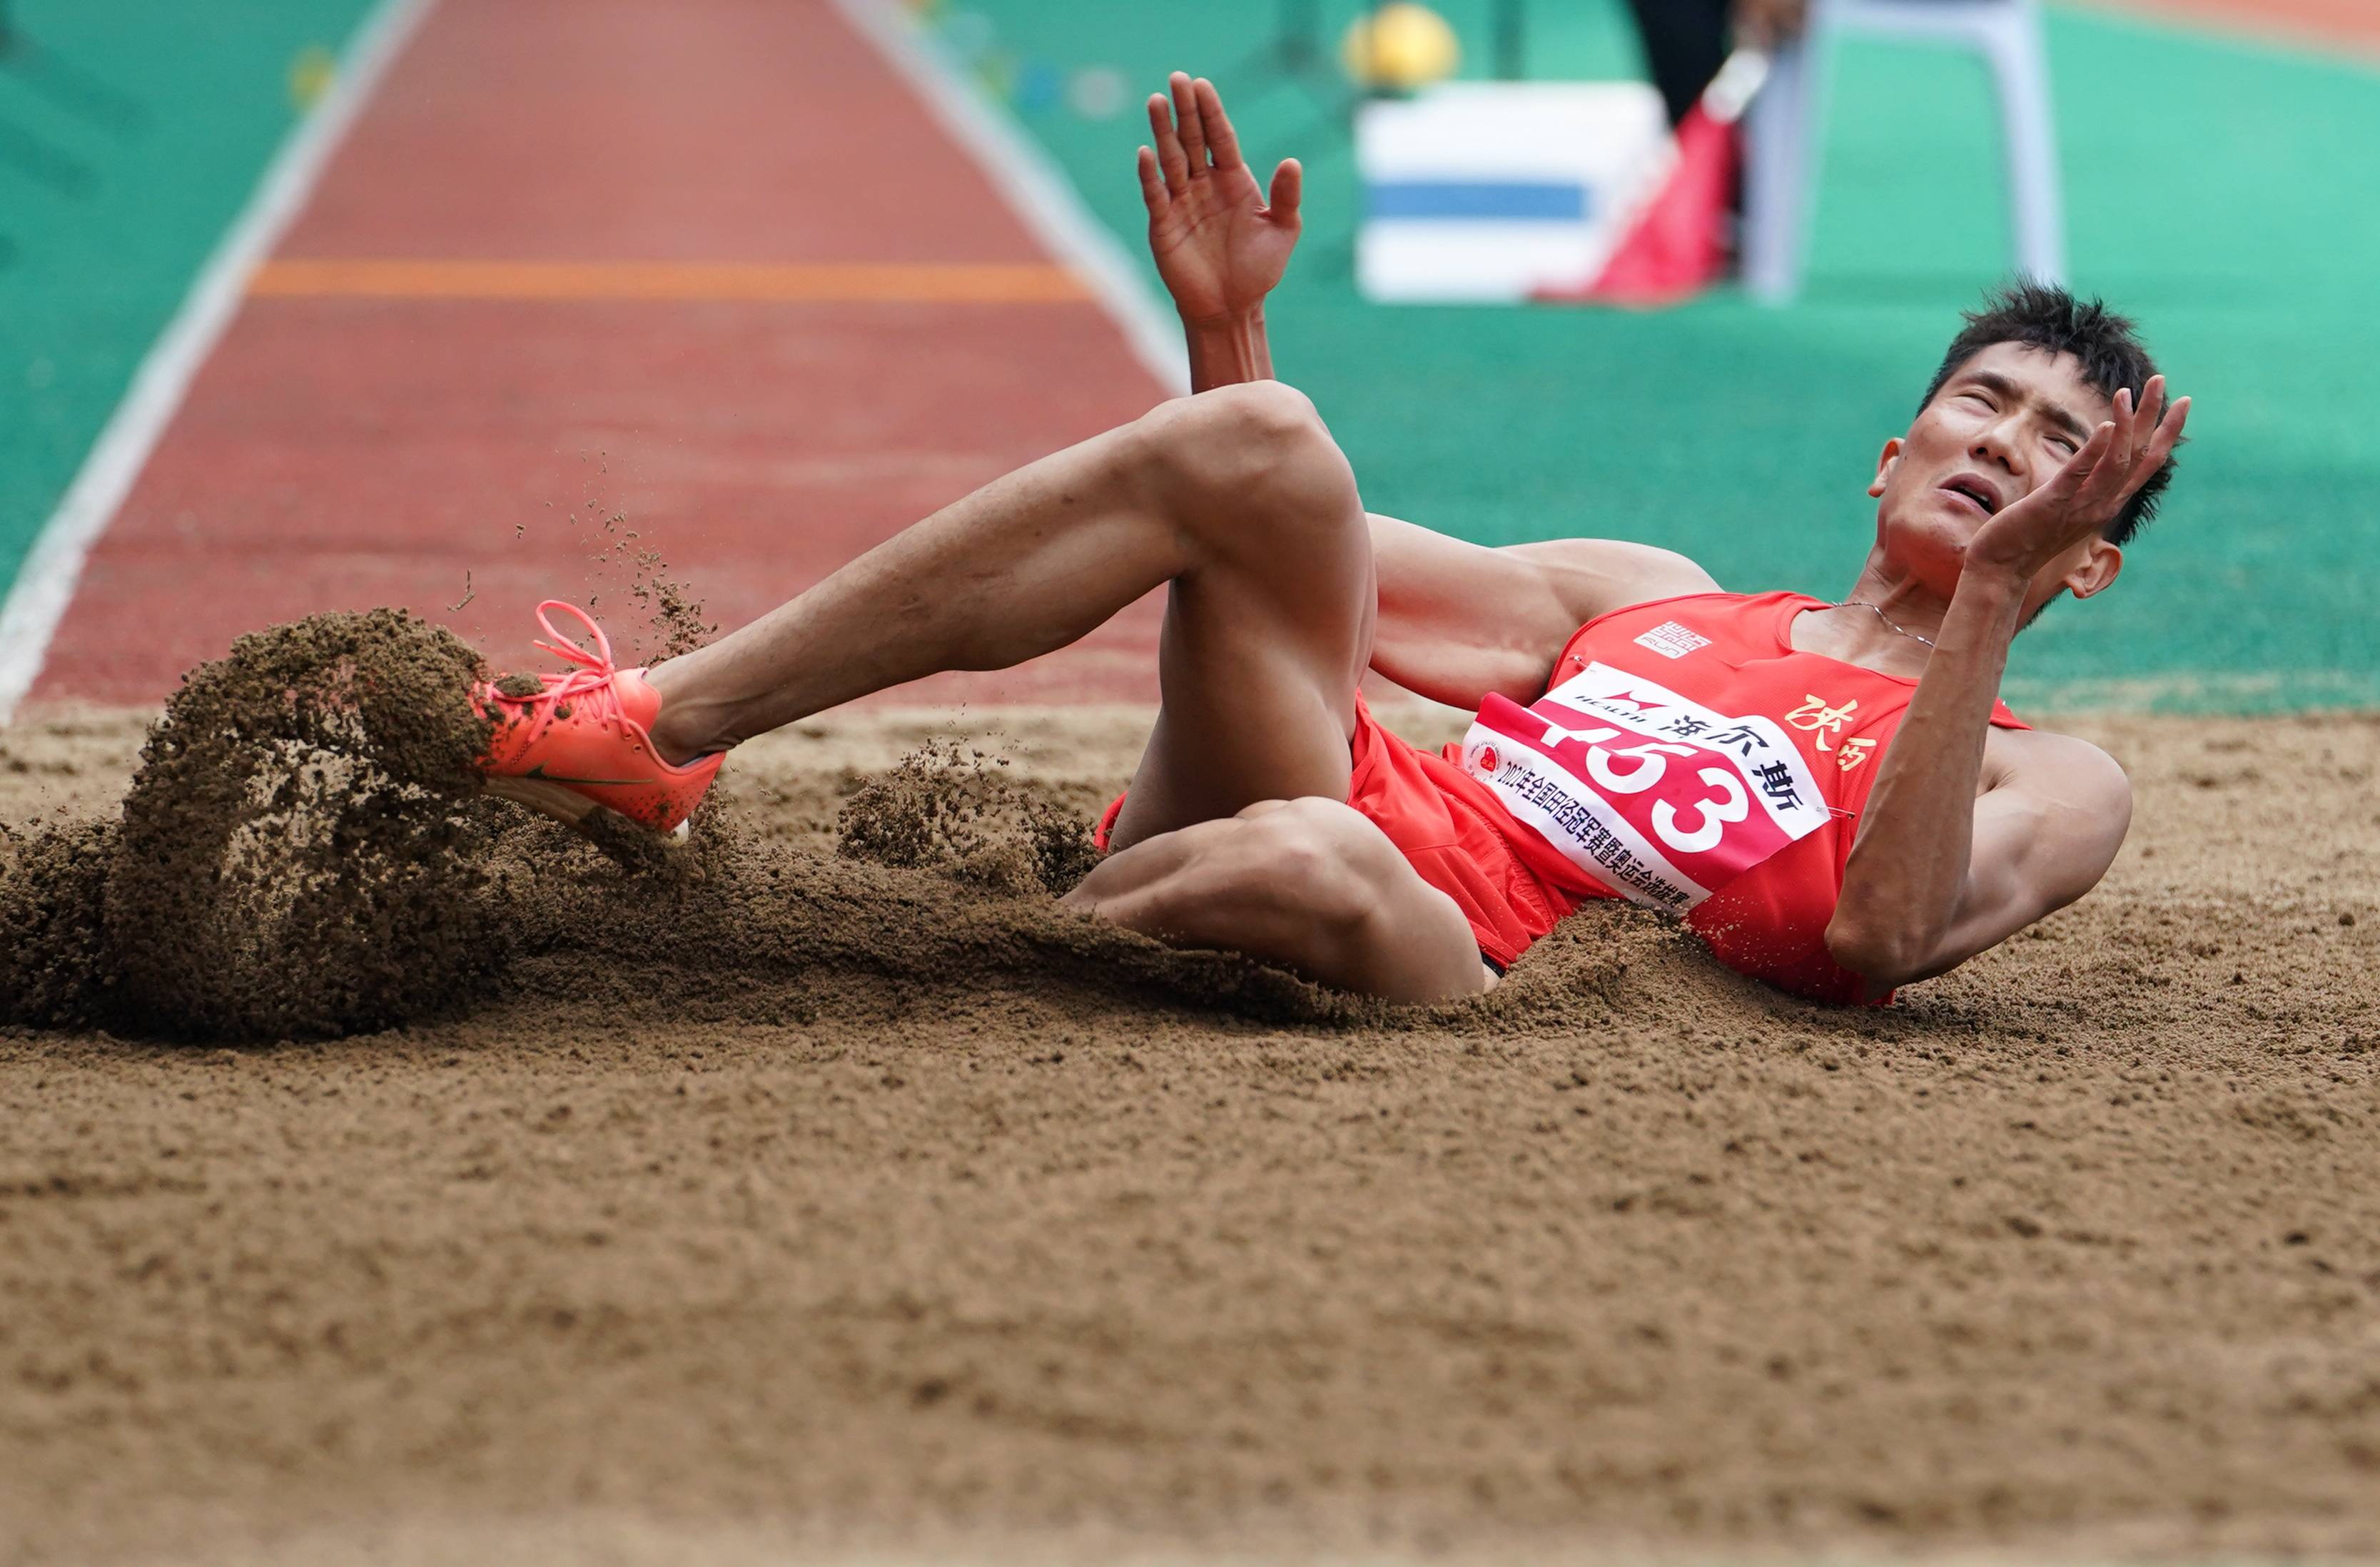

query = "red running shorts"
(1091, 696), (1602, 970)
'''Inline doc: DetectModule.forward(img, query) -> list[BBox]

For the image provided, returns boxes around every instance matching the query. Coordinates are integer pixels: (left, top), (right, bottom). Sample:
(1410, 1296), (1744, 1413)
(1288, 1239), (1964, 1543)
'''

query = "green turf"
(949, 0), (2380, 711)
(0, 0), (376, 597)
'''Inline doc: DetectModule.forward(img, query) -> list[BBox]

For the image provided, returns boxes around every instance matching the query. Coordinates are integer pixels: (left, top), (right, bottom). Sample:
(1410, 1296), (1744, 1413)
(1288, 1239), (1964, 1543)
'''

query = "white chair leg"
(1743, 36), (1825, 304)
(1982, 2), (2066, 284)
(1774, 0), (2067, 296)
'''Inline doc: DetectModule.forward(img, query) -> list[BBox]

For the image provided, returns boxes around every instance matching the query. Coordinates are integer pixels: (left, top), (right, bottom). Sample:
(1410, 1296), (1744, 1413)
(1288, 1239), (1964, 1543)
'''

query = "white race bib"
(1461, 661), (1830, 913)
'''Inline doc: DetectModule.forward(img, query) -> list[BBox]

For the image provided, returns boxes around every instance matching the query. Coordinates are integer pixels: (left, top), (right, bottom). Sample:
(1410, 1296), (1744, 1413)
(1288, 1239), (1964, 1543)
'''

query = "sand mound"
(4, 610), (502, 1038)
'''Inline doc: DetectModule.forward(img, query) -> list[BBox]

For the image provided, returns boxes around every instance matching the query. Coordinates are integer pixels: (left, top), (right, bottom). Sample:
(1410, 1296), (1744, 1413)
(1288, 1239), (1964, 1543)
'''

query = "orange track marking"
(2085, 0), (2380, 53)
(250, 258), (1093, 304)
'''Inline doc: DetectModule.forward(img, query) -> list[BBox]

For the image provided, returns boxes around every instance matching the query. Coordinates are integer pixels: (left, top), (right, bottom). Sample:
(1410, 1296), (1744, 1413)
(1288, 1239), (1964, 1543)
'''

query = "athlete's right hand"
(1138, 73), (1302, 325)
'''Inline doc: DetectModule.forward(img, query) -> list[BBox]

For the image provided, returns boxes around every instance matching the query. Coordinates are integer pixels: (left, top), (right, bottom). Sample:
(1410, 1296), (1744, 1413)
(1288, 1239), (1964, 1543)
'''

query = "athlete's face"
(1868, 343), (2125, 608)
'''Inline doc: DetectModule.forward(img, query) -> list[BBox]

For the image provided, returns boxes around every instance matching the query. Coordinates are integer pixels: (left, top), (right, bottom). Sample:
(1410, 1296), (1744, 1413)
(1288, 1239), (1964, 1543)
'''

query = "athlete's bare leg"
(648, 380), (1377, 829)
(1060, 798), (1492, 1001)
(642, 381), (1485, 1000)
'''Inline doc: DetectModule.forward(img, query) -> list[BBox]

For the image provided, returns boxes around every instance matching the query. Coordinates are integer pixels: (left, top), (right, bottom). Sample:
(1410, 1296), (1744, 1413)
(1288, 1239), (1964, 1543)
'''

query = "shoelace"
(506, 600), (635, 738)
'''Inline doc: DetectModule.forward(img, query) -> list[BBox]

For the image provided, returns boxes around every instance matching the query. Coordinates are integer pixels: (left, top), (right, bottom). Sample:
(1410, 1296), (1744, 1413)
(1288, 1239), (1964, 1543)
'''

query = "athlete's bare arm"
(1367, 518), (1716, 708)
(1140, 76), (1718, 708)
(1826, 378), (2189, 991)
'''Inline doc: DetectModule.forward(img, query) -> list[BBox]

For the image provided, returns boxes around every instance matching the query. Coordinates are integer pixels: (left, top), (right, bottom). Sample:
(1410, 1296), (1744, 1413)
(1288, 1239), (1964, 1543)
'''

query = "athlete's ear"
(1868, 439), (1903, 498)
(2063, 537), (2122, 600)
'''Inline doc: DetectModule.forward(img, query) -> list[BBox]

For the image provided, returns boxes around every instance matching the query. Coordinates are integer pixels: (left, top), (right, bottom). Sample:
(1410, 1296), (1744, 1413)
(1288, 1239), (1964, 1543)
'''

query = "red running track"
(31, 0), (1171, 706)
(2098, 0), (2380, 56)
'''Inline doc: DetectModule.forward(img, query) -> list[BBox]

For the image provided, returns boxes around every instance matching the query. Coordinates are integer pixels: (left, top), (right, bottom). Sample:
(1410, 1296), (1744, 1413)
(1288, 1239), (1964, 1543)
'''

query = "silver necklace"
(1831, 599), (1936, 649)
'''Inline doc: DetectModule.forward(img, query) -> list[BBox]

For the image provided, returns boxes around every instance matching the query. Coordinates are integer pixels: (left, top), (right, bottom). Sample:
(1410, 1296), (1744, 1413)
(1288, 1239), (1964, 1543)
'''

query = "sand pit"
(1, 666), (2377, 1563)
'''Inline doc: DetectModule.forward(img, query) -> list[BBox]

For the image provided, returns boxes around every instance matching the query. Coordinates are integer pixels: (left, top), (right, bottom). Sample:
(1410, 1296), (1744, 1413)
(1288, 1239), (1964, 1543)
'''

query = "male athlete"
(476, 75), (2189, 1006)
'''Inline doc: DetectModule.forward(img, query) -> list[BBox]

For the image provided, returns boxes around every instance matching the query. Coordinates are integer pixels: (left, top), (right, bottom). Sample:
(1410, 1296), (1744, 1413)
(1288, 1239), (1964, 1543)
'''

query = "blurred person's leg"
(1622, 0), (1731, 124)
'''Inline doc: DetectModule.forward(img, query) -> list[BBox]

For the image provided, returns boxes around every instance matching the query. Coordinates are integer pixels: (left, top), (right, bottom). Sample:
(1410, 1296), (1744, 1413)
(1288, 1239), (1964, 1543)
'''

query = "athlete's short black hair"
(1919, 281), (2175, 548)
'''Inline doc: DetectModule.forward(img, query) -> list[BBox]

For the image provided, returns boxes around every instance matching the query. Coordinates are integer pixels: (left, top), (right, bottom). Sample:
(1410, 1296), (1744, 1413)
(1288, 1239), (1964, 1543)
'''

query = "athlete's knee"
(1073, 798), (1481, 1001)
(1225, 797), (1397, 933)
(1130, 382), (1356, 537)
(1193, 380), (1325, 451)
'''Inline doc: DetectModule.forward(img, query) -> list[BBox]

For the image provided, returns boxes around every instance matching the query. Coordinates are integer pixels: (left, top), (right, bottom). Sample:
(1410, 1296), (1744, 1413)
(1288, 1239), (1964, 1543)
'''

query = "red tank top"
(1439, 590), (2028, 1003)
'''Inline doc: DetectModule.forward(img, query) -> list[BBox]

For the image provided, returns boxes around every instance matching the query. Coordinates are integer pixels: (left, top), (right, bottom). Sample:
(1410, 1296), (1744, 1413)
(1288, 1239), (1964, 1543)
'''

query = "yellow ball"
(1342, 2), (1461, 93)
(287, 44), (338, 111)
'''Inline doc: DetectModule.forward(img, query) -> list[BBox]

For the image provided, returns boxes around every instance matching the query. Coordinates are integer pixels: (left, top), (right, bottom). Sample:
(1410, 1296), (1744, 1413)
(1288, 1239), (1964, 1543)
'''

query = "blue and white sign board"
(1356, 82), (1671, 303)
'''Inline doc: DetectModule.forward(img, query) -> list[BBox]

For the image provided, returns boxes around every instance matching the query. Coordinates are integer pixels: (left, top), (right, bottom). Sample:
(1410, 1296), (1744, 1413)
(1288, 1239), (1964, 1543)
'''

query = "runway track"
(24, 0), (1170, 709)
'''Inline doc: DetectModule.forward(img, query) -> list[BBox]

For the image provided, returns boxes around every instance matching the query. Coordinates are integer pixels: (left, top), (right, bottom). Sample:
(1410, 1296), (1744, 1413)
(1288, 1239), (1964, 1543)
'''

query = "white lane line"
(0, 0), (438, 721)
(826, 0), (1190, 397)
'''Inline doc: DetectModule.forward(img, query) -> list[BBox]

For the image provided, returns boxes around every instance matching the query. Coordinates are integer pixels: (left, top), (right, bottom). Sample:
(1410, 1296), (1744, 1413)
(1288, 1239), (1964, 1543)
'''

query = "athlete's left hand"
(1138, 72), (1302, 326)
(1966, 375), (2190, 579)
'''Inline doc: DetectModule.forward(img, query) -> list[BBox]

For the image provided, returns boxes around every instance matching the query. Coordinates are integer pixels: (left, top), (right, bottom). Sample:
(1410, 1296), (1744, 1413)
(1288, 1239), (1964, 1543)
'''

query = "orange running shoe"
(475, 601), (721, 838)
